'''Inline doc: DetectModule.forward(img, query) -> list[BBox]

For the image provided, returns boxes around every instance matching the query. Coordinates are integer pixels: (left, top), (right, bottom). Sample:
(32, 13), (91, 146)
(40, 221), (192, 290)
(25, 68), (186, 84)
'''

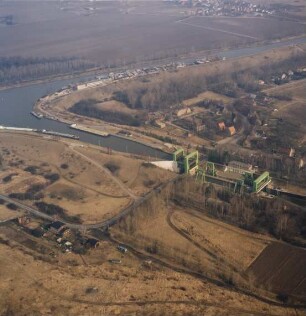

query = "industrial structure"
(173, 148), (199, 175)
(172, 148), (271, 193)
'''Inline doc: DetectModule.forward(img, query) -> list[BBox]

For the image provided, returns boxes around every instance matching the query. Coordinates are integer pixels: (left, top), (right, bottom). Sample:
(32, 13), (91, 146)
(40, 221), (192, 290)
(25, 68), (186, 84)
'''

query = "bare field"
(112, 203), (272, 288)
(0, 2), (305, 66)
(76, 146), (175, 196)
(0, 205), (22, 221)
(247, 242), (306, 299)
(0, 239), (301, 316)
(171, 210), (269, 270)
(0, 132), (154, 223)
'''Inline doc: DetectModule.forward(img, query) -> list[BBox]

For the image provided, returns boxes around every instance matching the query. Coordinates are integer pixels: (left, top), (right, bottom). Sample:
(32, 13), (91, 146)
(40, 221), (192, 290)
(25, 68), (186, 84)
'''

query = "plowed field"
(247, 242), (306, 299)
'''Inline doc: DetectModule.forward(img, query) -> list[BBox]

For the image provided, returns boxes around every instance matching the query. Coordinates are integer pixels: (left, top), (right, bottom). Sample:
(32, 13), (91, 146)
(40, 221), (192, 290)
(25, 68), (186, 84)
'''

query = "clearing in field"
(182, 91), (232, 107)
(264, 79), (306, 136)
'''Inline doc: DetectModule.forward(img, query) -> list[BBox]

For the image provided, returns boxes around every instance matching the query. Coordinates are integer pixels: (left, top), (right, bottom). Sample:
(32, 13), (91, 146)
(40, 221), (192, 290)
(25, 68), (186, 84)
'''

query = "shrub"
(104, 161), (120, 175)
(24, 165), (39, 175)
(44, 173), (60, 183)
(276, 293), (289, 303)
(6, 203), (18, 211)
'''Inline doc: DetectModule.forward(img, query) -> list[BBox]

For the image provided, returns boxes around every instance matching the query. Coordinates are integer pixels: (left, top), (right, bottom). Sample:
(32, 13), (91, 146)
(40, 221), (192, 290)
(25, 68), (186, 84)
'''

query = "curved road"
(0, 175), (181, 230)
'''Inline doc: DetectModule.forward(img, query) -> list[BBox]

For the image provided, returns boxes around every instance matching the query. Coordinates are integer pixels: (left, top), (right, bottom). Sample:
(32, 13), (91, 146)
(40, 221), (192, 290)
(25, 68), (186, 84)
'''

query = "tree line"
(0, 56), (96, 85)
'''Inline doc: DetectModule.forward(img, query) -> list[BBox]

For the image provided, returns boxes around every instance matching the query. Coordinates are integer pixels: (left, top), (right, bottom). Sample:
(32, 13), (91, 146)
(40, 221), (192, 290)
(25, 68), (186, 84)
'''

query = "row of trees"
(0, 56), (96, 84)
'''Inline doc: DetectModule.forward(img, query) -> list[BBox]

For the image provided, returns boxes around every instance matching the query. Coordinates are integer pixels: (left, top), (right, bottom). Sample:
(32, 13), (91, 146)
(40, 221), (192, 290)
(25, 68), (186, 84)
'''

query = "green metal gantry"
(183, 151), (199, 174)
(195, 161), (216, 183)
(173, 148), (199, 174)
(253, 171), (270, 193)
(173, 148), (184, 162)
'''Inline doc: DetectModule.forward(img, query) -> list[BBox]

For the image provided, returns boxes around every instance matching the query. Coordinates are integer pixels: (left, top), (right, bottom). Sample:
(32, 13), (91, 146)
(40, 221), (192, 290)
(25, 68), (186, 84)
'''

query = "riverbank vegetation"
(0, 56), (96, 85)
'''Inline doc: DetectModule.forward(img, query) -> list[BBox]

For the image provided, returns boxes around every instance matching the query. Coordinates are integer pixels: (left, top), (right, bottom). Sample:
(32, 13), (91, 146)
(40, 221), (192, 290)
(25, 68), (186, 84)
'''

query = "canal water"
(0, 77), (170, 159)
(0, 36), (305, 159)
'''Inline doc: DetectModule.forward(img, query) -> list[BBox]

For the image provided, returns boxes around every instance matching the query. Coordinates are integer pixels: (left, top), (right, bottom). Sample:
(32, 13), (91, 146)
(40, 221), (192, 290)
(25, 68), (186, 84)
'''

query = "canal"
(1, 36), (305, 159)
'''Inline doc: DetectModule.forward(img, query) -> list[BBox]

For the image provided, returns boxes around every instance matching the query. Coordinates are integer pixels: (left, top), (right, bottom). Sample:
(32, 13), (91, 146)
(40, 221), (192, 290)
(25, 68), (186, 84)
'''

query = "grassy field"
(112, 203), (272, 281)
(1, 232), (301, 316)
(264, 79), (306, 139)
(0, 132), (173, 224)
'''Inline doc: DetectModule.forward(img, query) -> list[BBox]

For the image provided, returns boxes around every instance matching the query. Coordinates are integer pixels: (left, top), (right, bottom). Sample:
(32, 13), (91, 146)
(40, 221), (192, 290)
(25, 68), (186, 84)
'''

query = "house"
(18, 216), (31, 226)
(47, 221), (66, 234)
(154, 120), (166, 129)
(196, 124), (205, 132)
(228, 126), (236, 136)
(218, 121), (226, 131)
(176, 107), (191, 117)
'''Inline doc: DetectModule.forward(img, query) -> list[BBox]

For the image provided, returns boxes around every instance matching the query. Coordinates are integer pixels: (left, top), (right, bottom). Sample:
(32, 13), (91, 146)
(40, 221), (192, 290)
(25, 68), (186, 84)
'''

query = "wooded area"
(0, 56), (96, 84)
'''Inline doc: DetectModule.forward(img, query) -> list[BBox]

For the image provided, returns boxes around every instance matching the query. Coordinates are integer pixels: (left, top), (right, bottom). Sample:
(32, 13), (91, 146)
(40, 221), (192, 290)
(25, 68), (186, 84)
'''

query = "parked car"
(109, 259), (122, 264)
(117, 245), (128, 253)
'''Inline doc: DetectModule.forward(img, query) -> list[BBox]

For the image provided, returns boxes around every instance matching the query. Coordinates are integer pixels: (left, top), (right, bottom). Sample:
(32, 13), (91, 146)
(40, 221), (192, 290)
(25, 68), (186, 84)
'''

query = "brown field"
(1, 133), (305, 315)
(1, 233), (302, 316)
(0, 205), (22, 222)
(171, 210), (269, 270)
(112, 203), (272, 289)
(247, 242), (306, 299)
(76, 146), (175, 196)
(0, 1), (305, 66)
(0, 132), (173, 224)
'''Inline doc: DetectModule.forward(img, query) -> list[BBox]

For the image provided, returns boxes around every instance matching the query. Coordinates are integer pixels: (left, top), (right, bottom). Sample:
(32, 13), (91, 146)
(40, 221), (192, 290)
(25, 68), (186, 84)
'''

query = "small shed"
(218, 122), (226, 131)
(228, 126), (236, 136)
